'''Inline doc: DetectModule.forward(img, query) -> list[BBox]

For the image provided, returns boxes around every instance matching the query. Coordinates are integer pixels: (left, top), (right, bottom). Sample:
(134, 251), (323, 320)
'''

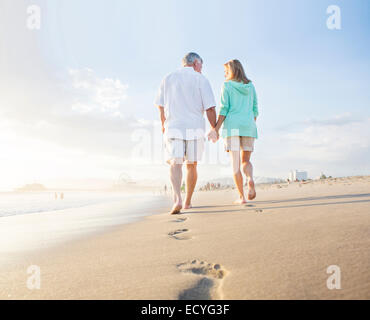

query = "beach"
(1, 176), (369, 300)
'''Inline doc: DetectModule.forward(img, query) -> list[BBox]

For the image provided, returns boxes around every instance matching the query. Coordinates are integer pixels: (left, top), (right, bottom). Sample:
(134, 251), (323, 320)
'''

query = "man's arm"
(157, 106), (166, 133)
(200, 76), (217, 129)
(206, 107), (217, 129)
(154, 77), (165, 133)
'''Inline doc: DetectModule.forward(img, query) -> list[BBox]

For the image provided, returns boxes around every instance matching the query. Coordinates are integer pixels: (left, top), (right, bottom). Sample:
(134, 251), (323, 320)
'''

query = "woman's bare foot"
(170, 203), (182, 215)
(184, 203), (192, 209)
(248, 180), (256, 200)
(234, 197), (247, 204)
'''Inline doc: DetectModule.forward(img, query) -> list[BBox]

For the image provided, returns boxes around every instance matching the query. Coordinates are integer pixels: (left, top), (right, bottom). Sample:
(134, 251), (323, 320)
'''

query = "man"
(154, 52), (217, 214)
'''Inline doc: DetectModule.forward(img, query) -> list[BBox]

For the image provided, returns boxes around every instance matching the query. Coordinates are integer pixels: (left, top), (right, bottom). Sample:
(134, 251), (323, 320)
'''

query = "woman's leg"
(229, 151), (247, 204)
(241, 151), (256, 200)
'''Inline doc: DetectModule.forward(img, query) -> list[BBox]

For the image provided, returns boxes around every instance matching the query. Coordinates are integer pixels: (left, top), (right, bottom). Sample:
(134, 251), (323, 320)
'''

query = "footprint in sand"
(255, 209), (263, 213)
(176, 259), (228, 300)
(171, 217), (188, 223)
(168, 229), (191, 240)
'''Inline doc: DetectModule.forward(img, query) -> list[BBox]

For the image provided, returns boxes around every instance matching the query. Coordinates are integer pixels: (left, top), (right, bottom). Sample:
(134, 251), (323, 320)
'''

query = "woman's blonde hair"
(224, 59), (251, 84)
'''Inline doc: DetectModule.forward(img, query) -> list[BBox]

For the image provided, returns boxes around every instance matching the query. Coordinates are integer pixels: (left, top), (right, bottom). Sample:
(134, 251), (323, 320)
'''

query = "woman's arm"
(214, 115), (226, 133)
(252, 84), (259, 120)
(212, 83), (229, 137)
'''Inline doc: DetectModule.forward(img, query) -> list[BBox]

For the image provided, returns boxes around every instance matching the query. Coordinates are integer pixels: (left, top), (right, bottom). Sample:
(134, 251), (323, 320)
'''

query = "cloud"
(0, 65), (171, 190)
(284, 118), (369, 161)
(255, 114), (370, 178)
(0, 67), (158, 180)
(68, 68), (129, 114)
(302, 113), (361, 127)
(275, 113), (362, 131)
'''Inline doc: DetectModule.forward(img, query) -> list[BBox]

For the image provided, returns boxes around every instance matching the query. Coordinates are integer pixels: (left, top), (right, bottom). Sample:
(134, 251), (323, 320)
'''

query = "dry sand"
(1, 176), (369, 299)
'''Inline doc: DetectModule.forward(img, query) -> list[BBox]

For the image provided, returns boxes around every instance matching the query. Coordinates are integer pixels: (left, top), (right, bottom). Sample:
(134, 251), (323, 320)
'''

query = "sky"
(0, 0), (369, 191)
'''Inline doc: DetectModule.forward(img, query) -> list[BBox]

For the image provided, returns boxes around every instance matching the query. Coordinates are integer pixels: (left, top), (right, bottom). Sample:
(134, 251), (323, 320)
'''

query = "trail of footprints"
(168, 228), (191, 240)
(169, 216), (191, 240)
(166, 202), (265, 299)
(168, 215), (228, 300)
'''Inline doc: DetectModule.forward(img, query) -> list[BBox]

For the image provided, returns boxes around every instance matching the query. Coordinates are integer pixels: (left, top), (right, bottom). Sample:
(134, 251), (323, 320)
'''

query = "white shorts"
(164, 138), (205, 164)
(224, 136), (255, 152)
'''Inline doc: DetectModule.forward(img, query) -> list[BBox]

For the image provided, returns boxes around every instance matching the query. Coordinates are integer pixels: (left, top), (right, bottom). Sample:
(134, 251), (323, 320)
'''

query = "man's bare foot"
(248, 180), (256, 200)
(234, 198), (247, 204)
(184, 203), (192, 209)
(170, 203), (182, 215)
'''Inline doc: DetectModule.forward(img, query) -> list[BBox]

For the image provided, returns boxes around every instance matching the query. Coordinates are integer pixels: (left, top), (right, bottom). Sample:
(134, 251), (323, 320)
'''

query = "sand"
(1, 176), (369, 300)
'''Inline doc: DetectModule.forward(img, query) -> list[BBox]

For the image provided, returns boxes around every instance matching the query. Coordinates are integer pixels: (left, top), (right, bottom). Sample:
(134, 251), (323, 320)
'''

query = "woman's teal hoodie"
(219, 80), (259, 139)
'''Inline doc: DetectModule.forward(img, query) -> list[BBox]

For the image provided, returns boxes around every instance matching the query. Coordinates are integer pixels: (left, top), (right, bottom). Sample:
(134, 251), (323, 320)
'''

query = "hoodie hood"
(227, 80), (253, 95)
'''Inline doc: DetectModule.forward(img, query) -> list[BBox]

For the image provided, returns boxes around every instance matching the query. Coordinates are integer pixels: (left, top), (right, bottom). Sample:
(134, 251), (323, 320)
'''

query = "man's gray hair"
(182, 52), (203, 66)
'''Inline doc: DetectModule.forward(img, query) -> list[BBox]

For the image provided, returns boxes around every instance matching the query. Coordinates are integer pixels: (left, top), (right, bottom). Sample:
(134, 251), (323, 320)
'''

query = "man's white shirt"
(154, 67), (216, 140)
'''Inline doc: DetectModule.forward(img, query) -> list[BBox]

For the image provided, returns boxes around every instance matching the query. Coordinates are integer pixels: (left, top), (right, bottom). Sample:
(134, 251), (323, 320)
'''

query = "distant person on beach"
(155, 52), (217, 214)
(209, 59), (259, 204)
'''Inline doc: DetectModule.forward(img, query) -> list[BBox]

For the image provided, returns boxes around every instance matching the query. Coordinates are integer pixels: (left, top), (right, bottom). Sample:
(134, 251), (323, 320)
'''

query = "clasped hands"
(162, 125), (219, 143)
(207, 128), (219, 143)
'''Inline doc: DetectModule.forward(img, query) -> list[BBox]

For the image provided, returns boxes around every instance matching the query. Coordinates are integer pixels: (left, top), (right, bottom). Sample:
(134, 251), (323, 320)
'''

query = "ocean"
(0, 191), (149, 217)
(0, 191), (170, 265)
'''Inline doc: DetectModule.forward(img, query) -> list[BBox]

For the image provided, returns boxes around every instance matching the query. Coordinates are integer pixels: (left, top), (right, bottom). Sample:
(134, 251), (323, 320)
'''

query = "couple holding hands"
(155, 52), (259, 214)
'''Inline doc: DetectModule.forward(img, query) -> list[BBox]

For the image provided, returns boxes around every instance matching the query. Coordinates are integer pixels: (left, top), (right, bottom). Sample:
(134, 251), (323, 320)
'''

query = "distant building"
(289, 170), (308, 182)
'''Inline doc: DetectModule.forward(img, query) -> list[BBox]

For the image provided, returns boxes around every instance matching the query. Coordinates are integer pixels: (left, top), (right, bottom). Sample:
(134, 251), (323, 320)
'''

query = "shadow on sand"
(182, 193), (370, 215)
(253, 193), (370, 205)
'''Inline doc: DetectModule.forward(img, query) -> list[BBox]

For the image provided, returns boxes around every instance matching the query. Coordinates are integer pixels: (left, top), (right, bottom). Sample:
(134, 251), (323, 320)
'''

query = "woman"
(213, 59), (259, 204)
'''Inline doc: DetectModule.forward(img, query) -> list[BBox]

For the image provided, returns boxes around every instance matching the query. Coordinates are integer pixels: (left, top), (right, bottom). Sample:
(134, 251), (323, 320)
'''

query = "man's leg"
(230, 151), (247, 204)
(241, 151), (256, 200)
(169, 160), (183, 214)
(184, 162), (197, 209)
(165, 138), (185, 214)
